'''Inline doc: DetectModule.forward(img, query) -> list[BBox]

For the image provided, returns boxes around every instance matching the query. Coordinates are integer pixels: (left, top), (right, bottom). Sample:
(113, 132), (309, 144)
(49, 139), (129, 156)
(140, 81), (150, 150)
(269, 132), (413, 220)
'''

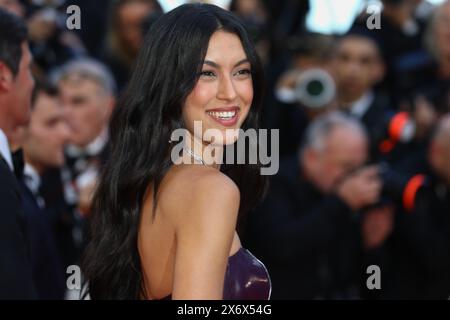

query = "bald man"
(244, 112), (383, 299)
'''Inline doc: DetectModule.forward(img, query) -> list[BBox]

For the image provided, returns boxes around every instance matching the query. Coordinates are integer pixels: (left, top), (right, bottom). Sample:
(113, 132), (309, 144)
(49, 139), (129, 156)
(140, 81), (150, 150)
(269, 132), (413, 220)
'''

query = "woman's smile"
(206, 106), (240, 127)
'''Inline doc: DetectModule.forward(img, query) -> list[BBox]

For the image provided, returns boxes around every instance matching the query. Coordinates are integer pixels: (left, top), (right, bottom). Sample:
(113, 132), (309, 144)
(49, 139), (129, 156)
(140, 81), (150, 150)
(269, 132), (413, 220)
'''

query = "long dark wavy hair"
(82, 3), (267, 300)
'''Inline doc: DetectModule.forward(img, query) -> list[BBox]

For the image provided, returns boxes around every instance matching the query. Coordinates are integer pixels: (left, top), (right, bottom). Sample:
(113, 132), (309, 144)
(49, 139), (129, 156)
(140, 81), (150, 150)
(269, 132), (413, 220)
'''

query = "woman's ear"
(0, 62), (14, 93)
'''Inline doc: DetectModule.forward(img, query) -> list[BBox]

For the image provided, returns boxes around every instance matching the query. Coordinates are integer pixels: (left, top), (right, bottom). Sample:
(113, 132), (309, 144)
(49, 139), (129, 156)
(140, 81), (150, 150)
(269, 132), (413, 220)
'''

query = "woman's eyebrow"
(203, 59), (250, 68)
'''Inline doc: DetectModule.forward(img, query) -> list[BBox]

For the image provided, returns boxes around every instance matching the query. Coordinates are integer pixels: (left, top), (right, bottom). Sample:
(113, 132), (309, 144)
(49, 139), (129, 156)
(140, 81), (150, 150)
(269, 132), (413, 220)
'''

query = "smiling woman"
(82, 3), (271, 300)
(182, 30), (254, 147)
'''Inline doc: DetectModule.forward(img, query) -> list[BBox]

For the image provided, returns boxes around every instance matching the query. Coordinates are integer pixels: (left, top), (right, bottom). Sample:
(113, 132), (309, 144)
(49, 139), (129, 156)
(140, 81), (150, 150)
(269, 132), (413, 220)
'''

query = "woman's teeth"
(207, 111), (237, 120)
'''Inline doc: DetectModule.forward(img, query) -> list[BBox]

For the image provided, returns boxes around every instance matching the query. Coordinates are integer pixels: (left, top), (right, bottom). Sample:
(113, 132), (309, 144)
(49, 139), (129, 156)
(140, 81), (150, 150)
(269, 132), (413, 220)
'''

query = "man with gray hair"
(53, 58), (116, 214)
(244, 111), (386, 299)
(52, 58), (116, 151)
(40, 59), (116, 282)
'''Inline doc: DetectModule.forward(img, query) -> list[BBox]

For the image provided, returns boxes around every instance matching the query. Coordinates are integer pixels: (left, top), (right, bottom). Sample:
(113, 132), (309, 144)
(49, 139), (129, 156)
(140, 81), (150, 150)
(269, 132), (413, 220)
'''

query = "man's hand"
(336, 165), (382, 211)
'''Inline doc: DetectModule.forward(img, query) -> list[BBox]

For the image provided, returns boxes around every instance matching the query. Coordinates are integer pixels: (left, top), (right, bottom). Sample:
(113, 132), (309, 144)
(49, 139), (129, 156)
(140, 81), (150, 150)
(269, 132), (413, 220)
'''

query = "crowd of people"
(0, 0), (449, 299)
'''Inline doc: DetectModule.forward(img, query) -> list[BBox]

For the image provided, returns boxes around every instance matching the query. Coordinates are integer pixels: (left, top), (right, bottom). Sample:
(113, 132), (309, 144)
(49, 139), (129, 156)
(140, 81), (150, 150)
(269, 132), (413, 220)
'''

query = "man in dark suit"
(0, 8), (36, 299)
(44, 58), (115, 271)
(332, 31), (429, 176)
(332, 32), (389, 158)
(13, 80), (70, 299)
(243, 112), (384, 299)
(364, 114), (450, 299)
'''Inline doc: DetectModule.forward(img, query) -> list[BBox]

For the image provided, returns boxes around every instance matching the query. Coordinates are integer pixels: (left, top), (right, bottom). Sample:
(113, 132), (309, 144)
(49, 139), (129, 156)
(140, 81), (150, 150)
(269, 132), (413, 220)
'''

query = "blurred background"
(2, 0), (450, 299)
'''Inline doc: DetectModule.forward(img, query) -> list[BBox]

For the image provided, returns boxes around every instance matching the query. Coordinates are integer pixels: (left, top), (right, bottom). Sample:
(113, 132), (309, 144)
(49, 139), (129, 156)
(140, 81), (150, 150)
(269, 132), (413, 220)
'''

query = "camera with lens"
(377, 162), (409, 203)
(275, 68), (336, 110)
(362, 162), (425, 212)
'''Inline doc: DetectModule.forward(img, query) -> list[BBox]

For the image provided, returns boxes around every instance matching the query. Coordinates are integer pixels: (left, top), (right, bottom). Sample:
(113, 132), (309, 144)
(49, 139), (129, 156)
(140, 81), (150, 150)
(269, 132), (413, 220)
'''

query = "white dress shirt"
(349, 91), (375, 120)
(23, 163), (45, 209)
(0, 128), (13, 171)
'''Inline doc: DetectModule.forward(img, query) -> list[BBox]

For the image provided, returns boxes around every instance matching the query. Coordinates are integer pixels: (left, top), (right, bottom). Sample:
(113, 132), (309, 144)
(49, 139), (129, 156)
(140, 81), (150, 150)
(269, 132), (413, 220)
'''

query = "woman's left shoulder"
(164, 165), (240, 226)
(170, 165), (240, 199)
(189, 167), (240, 220)
(192, 166), (240, 198)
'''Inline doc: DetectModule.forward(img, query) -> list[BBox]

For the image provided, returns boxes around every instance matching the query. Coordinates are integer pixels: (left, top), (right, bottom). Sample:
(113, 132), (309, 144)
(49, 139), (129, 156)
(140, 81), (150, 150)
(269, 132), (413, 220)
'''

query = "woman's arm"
(171, 170), (240, 300)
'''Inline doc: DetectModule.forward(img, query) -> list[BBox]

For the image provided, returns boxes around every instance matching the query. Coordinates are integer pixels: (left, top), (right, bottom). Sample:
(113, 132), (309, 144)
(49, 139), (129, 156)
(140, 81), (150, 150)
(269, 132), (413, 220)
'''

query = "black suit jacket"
(243, 156), (362, 299)
(0, 156), (36, 299)
(366, 175), (450, 299)
(18, 179), (65, 299)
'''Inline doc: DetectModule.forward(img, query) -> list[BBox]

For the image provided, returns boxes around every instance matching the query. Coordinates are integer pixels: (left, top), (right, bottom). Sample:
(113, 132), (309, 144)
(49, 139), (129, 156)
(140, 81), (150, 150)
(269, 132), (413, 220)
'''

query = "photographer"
(243, 112), (383, 299)
(270, 33), (336, 157)
(366, 114), (450, 299)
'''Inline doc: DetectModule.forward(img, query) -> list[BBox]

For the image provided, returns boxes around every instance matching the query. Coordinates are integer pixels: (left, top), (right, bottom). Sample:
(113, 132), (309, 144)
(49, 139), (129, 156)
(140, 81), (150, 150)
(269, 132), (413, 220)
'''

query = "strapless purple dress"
(158, 247), (271, 300)
(223, 247), (271, 300)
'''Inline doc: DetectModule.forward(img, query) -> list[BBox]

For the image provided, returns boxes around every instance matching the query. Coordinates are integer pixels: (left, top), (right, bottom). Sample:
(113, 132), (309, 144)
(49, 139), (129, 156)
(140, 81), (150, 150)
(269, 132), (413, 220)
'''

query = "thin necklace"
(185, 147), (205, 165)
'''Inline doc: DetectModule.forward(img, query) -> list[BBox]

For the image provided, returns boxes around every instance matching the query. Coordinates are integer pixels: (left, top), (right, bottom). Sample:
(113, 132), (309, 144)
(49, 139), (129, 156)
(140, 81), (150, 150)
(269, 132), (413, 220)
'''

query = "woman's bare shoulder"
(159, 164), (240, 228)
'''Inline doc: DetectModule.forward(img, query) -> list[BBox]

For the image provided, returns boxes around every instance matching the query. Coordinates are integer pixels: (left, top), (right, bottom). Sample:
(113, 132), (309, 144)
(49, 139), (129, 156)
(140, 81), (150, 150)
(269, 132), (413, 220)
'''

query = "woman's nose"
(217, 75), (237, 101)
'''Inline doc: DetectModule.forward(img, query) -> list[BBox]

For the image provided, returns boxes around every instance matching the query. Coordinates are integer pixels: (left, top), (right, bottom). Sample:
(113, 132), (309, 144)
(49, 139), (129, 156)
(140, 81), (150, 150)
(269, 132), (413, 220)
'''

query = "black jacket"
(19, 179), (66, 300)
(243, 156), (362, 299)
(0, 156), (36, 299)
(366, 174), (450, 299)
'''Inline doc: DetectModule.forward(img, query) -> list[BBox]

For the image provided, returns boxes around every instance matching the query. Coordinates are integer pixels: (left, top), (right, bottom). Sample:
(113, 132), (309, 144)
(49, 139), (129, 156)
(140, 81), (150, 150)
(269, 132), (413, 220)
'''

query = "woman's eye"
(200, 70), (216, 78)
(234, 69), (252, 77)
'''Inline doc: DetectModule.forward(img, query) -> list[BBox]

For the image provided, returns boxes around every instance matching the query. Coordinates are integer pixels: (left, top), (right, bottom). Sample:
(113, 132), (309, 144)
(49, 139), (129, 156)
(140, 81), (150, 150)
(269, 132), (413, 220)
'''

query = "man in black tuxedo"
(331, 32), (389, 159)
(12, 80), (70, 299)
(332, 31), (429, 175)
(0, 8), (36, 299)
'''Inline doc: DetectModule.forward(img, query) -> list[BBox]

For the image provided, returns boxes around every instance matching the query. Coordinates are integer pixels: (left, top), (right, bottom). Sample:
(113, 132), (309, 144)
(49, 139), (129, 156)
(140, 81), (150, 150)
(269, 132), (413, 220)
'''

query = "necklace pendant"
(185, 147), (205, 165)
